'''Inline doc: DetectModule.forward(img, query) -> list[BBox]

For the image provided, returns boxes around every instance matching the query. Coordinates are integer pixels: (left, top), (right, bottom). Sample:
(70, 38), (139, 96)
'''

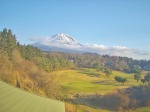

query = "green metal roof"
(0, 81), (65, 112)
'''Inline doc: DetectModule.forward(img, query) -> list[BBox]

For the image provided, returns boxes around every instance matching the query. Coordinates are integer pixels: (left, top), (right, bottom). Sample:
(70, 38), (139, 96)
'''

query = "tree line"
(0, 28), (74, 99)
(46, 52), (150, 73)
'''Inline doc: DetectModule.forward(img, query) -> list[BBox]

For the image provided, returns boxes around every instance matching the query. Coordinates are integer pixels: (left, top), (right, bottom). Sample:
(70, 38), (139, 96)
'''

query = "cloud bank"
(83, 44), (150, 59)
(31, 37), (150, 60)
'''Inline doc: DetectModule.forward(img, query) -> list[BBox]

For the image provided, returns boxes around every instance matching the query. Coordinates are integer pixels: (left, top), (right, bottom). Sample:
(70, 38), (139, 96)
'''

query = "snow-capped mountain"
(50, 33), (82, 46)
(32, 33), (83, 52)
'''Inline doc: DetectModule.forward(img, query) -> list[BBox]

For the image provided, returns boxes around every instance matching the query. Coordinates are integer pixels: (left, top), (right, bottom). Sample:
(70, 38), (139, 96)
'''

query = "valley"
(55, 69), (137, 95)
(51, 68), (147, 112)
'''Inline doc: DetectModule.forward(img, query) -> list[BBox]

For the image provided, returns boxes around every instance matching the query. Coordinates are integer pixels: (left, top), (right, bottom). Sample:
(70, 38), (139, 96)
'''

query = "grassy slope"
(135, 107), (150, 112)
(53, 68), (141, 112)
(0, 80), (65, 112)
(54, 68), (138, 95)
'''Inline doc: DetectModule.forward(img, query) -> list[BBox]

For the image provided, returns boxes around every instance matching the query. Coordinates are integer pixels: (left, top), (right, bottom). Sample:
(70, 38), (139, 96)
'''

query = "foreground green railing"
(0, 80), (65, 112)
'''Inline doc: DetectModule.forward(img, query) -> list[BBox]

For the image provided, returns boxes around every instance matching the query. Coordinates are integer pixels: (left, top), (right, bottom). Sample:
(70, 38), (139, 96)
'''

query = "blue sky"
(0, 0), (150, 59)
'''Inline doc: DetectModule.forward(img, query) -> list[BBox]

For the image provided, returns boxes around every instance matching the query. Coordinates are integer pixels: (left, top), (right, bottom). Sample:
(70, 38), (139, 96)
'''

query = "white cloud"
(72, 44), (149, 59)
(31, 36), (150, 60)
(84, 44), (150, 59)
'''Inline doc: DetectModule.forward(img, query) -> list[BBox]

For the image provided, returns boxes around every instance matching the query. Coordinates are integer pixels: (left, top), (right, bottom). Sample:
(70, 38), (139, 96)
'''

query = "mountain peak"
(52, 33), (74, 42)
(50, 33), (82, 46)
(55, 33), (69, 36)
(33, 33), (82, 49)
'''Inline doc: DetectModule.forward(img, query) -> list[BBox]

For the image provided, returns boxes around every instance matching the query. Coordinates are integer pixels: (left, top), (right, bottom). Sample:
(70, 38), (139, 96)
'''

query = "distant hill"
(0, 80), (65, 112)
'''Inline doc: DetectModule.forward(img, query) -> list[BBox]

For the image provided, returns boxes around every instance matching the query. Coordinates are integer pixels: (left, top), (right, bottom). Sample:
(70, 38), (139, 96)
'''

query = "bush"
(114, 76), (127, 85)
(126, 85), (150, 107)
(99, 90), (137, 111)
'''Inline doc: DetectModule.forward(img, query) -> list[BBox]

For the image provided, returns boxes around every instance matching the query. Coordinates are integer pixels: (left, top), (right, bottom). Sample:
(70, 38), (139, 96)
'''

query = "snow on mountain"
(32, 33), (83, 52)
(50, 33), (82, 46)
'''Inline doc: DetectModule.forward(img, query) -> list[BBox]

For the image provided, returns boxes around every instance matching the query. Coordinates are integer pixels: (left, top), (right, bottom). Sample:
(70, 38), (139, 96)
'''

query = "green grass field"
(135, 107), (150, 112)
(0, 80), (65, 112)
(53, 68), (149, 112)
(54, 68), (138, 95)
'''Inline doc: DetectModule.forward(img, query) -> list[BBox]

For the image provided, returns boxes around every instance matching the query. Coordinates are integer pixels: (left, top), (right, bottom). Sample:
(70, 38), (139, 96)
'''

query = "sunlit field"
(52, 68), (142, 112)
(53, 68), (138, 95)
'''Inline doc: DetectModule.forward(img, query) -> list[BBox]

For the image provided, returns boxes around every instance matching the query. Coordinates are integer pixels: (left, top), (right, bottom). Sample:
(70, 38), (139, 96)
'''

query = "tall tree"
(134, 73), (142, 83)
(144, 73), (150, 84)
(104, 67), (112, 78)
(114, 76), (127, 85)
(133, 66), (142, 83)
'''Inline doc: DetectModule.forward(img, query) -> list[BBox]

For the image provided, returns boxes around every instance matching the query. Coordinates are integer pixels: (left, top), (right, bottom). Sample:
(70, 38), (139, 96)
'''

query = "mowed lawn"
(54, 68), (139, 95)
(0, 80), (65, 112)
(135, 107), (150, 112)
(54, 68), (141, 112)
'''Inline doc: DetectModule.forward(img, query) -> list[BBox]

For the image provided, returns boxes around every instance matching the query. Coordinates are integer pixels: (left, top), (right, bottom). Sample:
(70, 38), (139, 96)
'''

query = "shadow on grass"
(93, 80), (128, 87)
(93, 80), (114, 85)
(66, 94), (116, 111)
(65, 87), (134, 111)
(78, 70), (100, 77)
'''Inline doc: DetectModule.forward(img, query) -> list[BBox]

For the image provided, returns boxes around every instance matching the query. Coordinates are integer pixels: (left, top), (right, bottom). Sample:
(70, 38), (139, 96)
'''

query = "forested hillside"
(0, 28), (74, 99)
(47, 52), (150, 72)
